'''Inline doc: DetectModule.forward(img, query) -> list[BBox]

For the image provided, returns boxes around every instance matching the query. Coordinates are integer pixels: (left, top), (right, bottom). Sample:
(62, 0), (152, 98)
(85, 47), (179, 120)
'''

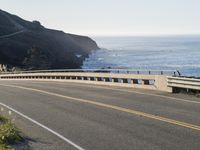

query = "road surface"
(0, 80), (199, 150)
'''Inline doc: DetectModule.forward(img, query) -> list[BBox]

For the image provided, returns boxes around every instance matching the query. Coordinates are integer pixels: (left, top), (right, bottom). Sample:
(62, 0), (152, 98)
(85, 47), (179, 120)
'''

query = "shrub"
(0, 116), (22, 149)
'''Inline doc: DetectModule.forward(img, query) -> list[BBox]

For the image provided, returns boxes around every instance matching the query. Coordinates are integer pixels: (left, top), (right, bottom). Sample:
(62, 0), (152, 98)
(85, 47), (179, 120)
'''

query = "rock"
(0, 9), (99, 70)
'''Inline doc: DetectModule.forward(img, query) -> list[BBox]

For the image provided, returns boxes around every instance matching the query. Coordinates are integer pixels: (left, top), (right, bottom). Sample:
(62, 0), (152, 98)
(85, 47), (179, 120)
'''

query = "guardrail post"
(97, 77), (103, 81)
(112, 78), (119, 83)
(131, 79), (138, 84)
(122, 79), (128, 83)
(77, 76), (80, 80)
(90, 77), (95, 81)
(142, 80), (150, 85)
(104, 78), (110, 82)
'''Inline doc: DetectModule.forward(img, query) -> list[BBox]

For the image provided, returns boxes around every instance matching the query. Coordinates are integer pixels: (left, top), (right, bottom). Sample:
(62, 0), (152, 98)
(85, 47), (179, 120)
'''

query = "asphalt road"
(0, 80), (199, 150)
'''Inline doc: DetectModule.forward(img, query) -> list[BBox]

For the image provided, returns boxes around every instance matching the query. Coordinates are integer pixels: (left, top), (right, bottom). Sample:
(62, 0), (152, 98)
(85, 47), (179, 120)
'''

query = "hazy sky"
(1, 0), (200, 36)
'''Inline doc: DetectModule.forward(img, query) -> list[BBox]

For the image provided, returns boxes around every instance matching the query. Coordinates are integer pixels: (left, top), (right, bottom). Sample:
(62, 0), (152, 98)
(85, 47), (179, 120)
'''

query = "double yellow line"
(1, 84), (200, 131)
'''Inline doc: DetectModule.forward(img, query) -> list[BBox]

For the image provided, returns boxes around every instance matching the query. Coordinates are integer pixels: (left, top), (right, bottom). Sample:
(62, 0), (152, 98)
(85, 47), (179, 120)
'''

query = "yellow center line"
(22, 80), (200, 104)
(0, 83), (200, 131)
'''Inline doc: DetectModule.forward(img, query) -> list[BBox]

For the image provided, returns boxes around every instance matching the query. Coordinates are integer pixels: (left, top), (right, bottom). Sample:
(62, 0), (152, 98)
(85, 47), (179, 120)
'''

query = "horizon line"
(64, 31), (200, 37)
(79, 32), (200, 36)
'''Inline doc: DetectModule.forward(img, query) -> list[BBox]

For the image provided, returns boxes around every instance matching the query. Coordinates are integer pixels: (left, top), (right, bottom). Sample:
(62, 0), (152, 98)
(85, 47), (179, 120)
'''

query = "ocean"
(82, 36), (200, 76)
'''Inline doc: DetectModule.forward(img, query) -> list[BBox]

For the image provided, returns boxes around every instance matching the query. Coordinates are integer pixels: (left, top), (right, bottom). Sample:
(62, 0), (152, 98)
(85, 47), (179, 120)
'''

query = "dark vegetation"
(172, 87), (200, 97)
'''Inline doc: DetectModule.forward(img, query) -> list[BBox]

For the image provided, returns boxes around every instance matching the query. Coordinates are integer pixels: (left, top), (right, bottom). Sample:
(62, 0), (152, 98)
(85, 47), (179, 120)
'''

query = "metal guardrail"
(0, 69), (181, 92)
(167, 76), (200, 91)
(0, 69), (181, 76)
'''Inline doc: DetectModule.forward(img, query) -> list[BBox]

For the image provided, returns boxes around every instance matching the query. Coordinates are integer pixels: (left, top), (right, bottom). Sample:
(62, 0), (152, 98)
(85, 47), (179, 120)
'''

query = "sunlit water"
(82, 36), (200, 76)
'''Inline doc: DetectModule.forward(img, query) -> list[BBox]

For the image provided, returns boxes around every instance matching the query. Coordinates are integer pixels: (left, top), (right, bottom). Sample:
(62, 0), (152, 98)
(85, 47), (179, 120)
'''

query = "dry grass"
(0, 116), (23, 150)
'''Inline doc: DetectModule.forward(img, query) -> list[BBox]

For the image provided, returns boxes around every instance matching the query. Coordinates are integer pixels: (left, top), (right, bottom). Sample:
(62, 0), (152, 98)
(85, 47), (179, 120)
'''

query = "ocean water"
(82, 36), (200, 76)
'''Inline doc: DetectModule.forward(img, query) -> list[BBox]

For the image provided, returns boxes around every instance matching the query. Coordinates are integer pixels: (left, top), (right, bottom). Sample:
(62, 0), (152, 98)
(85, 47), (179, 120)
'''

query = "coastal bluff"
(0, 9), (99, 70)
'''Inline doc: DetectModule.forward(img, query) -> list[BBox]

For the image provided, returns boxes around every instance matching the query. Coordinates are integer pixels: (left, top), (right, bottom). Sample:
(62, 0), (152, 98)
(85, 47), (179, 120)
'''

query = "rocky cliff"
(0, 9), (99, 70)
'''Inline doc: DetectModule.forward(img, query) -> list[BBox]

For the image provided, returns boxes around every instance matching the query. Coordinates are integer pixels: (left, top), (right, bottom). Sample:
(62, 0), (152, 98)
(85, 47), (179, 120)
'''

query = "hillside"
(0, 9), (99, 70)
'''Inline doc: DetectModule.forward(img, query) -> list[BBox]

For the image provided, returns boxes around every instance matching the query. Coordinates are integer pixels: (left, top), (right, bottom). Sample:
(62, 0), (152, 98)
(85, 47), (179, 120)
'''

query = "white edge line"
(0, 102), (84, 150)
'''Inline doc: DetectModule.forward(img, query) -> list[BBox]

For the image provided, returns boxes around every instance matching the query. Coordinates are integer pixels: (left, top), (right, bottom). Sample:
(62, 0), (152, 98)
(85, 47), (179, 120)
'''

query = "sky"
(1, 0), (200, 36)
